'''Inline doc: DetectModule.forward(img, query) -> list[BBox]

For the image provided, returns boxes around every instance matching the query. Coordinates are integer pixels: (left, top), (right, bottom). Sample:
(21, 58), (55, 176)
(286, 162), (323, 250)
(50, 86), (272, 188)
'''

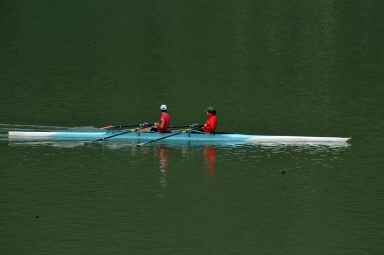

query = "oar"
(169, 124), (204, 129)
(84, 126), (148, 145)
(136, 125), (204, 146)
(103, 122), (150, 129)
(137, 130), (186, 146)
(104, 123), (201, 130)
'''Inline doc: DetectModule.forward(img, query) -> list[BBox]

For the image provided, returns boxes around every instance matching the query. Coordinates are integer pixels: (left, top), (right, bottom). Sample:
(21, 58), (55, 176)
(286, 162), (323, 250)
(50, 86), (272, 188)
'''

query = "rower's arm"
(204, 119), (210, 128)
(158, 119), (165, 129)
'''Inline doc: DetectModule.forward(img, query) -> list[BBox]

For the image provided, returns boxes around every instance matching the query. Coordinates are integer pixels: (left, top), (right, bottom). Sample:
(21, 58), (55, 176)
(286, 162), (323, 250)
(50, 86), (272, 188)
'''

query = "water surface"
(1, 1), (383, 254)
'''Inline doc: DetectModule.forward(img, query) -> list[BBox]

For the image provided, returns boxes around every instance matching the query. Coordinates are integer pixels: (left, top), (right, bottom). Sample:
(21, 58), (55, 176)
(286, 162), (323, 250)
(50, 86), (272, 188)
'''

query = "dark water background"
(1, 1), (383, 254)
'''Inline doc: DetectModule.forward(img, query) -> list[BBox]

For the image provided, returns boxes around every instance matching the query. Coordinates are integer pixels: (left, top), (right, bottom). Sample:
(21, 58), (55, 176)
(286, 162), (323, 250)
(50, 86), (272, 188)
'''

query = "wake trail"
(0, 123), (103, 132)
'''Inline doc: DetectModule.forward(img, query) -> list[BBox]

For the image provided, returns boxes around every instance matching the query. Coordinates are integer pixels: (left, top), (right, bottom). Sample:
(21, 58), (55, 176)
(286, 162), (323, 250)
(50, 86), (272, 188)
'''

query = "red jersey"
(157, 113), (170, 133)
(203, 115), (217, 134)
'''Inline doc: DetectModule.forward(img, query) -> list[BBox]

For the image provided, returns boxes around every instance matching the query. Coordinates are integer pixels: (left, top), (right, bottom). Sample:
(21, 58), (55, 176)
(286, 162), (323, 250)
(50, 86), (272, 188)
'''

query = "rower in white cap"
(139, 104), (170, 133)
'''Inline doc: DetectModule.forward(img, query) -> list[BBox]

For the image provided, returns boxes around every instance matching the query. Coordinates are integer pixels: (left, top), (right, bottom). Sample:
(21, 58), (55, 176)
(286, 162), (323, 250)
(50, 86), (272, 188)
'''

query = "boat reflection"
(7, 140), (350, 190)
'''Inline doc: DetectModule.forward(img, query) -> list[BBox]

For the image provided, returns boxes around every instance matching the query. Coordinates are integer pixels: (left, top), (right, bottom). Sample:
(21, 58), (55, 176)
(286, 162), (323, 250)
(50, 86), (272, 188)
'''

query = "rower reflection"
(204, 146), (217, 183)
(156, 145), (218, 187)
(157, 145), (169, 189)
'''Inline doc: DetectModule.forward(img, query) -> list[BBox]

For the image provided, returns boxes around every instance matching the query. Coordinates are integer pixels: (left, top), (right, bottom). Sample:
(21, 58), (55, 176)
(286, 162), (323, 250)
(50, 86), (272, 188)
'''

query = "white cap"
(160, 104), (167, 110)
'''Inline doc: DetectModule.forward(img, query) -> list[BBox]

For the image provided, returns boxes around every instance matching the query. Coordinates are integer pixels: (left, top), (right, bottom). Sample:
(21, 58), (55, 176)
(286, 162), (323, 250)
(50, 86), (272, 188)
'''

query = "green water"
(1, 1), (383, 254)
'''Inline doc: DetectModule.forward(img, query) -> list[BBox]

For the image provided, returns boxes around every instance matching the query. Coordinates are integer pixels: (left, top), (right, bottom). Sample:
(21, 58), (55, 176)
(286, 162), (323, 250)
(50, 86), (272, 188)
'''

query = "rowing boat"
(8, 131), (350, 144)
